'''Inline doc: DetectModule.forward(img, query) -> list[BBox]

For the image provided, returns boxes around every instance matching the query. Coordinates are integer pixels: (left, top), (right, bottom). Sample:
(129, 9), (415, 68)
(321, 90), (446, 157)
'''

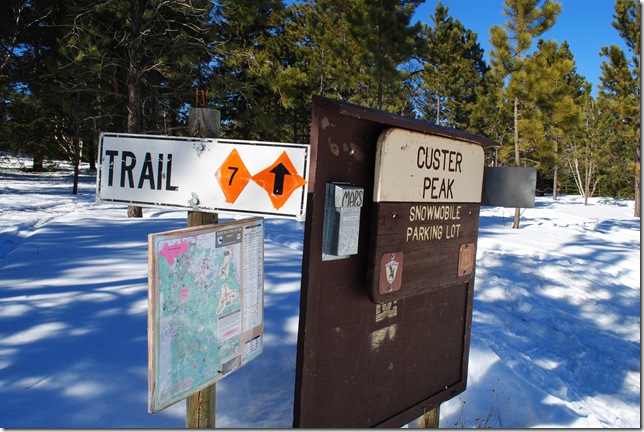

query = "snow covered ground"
(0, 159), (640, 428)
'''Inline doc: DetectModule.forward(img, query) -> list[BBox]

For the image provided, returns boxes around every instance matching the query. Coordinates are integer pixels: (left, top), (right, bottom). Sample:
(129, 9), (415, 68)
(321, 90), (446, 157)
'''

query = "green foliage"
(415, 2), (489, 130)
(489, 0), (563, 166)
(0, 0), (639, 204)
(210, 0), (293, 141)
(0, 0), (72, 168)
(490, 0), (562, 76)
(596, 0), (640, 198)
(470, 70), (513, 144)
(59, 0), (216, 134)
(521, 40), (584, 196)
(211, 0), (423, 142)
(343, 0), (422, 111)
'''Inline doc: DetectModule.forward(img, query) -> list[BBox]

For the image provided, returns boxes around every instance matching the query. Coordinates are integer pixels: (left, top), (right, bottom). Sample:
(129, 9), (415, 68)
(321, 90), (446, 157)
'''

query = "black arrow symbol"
(270, 162), (291, 195)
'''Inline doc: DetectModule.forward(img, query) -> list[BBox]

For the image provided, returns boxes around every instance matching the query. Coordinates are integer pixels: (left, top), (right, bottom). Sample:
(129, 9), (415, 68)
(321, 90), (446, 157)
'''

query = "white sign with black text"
(96, 133), (310, 220)
(373, 128), (485, 203)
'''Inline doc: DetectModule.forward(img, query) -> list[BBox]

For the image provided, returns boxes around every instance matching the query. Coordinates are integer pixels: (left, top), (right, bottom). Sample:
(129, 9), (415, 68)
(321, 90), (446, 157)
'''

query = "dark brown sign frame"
(294, 96), (498, 428)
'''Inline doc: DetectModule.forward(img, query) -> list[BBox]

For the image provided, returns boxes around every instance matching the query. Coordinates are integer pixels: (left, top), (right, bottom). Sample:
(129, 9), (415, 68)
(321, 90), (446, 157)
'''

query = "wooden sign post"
(186, 107), (219, 428)
(419, 406), (440, 428)
(96, 106), (306, 426)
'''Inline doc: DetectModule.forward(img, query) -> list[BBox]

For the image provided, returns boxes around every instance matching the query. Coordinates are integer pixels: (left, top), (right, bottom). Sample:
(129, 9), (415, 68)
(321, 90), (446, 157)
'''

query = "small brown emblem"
(458, 243), (475, 276)
(379, 252), (403, 294)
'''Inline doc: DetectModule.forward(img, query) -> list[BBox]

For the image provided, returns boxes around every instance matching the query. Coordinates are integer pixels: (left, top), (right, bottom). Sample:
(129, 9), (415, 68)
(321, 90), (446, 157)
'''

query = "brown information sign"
(368, 202), (479, 303)
(368, 128), (485, 303)
(294, 97), (498, 428)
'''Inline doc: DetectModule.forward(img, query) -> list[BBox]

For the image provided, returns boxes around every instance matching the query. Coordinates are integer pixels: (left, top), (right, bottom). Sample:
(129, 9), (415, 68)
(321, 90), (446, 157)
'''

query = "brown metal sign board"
(481, 166), (537, 208)
(294, 96), (498, 428)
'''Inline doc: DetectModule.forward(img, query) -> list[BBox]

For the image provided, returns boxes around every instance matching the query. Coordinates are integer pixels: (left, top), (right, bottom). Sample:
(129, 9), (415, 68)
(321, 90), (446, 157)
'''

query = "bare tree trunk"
(126, 0), (145, 218)
(635, 146), (641, 218)
(553, 164), (558, 200)
(32, 152), (44, 172)
(512, 97), (521, 229)
(513, 98), (520, 167)
(635, 176), (641, 218)
(87, 138), (96, 171)
(552, 140), (558, 200)
(584, 160), (591, 206)
(72, 92), (81, 195)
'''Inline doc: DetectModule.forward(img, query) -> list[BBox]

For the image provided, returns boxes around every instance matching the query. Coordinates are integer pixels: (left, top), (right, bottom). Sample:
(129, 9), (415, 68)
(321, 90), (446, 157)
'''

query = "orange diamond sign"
(215, 149), (251, 203)
(251, 151), (307, 210)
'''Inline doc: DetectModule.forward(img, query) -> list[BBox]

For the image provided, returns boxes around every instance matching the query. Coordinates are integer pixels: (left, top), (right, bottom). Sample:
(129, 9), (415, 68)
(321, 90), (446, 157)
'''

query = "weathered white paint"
(96, 133), (310, 220)
(373, 128), (484, 203)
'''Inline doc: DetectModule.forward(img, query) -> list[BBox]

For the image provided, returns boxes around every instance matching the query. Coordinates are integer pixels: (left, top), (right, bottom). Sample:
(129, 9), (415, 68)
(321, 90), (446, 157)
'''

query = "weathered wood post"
(185, 106), (220, 428)
(418, 406), (440, 428)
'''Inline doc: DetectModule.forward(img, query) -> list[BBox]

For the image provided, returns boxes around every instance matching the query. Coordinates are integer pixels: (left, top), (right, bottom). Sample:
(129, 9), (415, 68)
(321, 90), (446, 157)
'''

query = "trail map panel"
(148, 218), (264, 413)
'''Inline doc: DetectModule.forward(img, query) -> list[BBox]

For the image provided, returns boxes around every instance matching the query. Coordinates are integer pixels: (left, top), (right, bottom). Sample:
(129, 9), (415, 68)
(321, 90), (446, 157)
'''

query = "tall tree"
(522, 40), (583, 199)
(292, 0), (361, 103)
(62, 0), (216, 215)
(0, 0), (66, 171)
(489, 0), (561, 228)
(344, 0), (423, 111)
(275, 0), (354, 143)
(597, 0), (640, 216)
(416, 2), (488, 129)
(211, 0), (424, 142)
(210, 0), (288, 141)
(565, 82), (606, 204)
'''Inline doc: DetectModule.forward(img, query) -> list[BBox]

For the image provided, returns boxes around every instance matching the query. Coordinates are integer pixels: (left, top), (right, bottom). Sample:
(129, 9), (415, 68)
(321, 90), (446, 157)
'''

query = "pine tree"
(290, 0), (361, 102)
(344, 0), (423, 112)
(0, 0), (68, 171)
(417, 2), (488, 129)
(489, 0), (562, 228)
(470, 69), (514, 167)
(522, 40), (583, 199)
(276, 0), (356, 142)
(597, 45), (639, 197)
(61, 0), (216, 216)
(598, 0), (640, 216)
(210, 0), (288, 141)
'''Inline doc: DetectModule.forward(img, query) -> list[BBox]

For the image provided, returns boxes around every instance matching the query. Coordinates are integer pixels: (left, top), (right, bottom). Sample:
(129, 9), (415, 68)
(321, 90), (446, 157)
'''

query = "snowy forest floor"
(0, 160), (640, 428)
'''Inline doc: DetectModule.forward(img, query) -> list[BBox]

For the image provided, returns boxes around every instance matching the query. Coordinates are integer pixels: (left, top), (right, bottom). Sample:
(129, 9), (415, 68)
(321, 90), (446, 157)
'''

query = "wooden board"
(294, 96), (498, 427)
(374, 128), (485, 203)
(367, 202), (480, 304)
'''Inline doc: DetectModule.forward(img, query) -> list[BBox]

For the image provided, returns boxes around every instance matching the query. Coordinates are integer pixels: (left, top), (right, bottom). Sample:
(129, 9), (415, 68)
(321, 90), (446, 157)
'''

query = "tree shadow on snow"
(0, 211), (304, 428)
(0, 214), (188, 428)
(463, 226), (640, 427)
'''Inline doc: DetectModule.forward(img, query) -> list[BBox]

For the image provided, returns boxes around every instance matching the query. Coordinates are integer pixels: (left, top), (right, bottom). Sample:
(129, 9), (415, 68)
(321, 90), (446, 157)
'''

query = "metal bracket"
(188, 192), (200, 210)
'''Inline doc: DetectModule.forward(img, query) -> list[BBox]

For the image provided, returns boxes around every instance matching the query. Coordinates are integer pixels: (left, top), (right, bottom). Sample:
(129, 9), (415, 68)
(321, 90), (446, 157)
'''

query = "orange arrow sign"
(251, 151), (307, 210)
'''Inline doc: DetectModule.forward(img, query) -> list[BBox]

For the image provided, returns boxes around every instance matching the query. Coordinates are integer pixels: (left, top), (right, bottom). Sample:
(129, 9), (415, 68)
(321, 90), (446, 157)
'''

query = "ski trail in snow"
(0, 168), (97, 262)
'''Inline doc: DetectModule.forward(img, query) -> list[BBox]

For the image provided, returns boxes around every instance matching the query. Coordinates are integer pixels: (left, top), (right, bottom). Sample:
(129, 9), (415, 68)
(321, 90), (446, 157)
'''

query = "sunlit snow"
(0, 157), (639, 428)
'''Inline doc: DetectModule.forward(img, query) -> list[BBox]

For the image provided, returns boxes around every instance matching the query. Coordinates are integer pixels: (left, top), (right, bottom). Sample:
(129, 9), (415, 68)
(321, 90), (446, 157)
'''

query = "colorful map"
(148, 218), (264, 413)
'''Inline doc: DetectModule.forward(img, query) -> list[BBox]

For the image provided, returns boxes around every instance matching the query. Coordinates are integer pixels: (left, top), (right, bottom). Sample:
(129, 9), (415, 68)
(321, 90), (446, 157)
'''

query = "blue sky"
(412, 0), (631, 94)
